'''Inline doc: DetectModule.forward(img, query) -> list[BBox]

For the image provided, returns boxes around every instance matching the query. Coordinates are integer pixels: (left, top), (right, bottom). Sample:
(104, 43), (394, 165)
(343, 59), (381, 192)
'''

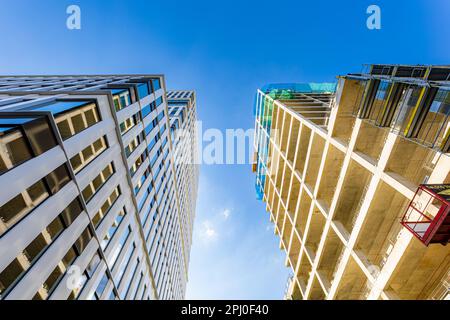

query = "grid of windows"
(0, 76), (197, 300)
(0, 197), (83, 298)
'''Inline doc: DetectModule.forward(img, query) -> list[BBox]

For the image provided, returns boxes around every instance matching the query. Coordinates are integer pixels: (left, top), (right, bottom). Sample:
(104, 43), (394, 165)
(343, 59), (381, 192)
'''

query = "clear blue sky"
(0, 0), (448, 299)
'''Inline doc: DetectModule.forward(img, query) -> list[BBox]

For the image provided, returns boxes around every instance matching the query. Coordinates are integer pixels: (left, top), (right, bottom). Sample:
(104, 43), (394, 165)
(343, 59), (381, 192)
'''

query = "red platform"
(401, 184), (450, 246)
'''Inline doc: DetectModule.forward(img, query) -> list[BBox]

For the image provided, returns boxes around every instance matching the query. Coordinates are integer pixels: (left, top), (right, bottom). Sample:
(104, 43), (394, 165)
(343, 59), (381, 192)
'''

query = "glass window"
(124, 131), (144, 157)
(45, 164), (71, 194)
(141, 104), (151, 119)
(100, 207), (126, 250)
(82, 162), (114, 203)
(0, 258), (24, 298)
(155, 97), (164, 108)
(74, 227), (93, 254)
(60, 198), (83, 226)
(23, 117), (58, 155)
(0, 127), (33, 175)
(133, 272), (144, 300)
(130, 150), (148, 177)
(121, 257), (140, 300)
(70, 136), (108, 174)
(0, 116), (58, 175)
(86, 251), (101, 278)
(145, 118), (158, 136)
(95, 273), (109, 298)
(416, 89), (450, 147)
(109, 290), (118, 300)
(120, 113), (140, 135)
(137, 83), (150, 100)
(369, 80), (392, 123)
(55, 102), (100, 140)
(109, 225), (131, 268)
(112, 89), (131, 111)
(152, 79), (161, 91)
(0, 179), (49, 236)
(0, 197), (83, 298)
(116, 243), (136, 285)
(157, 110), (164, 122)
(40, 246), (78, 298)
(92, 187), (121, 229)
(392, 86), (422, 134)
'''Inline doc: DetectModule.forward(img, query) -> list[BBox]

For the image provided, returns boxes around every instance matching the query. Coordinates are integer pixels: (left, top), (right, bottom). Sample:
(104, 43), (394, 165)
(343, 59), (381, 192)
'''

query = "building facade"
(253, 65), (450, 300)
(0, 75), (198, 300)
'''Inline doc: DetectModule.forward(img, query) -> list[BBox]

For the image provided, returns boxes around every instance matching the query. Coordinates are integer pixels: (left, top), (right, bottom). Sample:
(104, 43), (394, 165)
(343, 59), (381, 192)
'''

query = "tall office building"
(0, 75), (198, 300)
(167, 90), (199, 271)
(253, 65), (450, 300)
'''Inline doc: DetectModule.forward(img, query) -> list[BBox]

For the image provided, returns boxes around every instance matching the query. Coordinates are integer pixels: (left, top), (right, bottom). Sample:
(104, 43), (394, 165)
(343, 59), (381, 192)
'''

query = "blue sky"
(0, 0), (448, 299)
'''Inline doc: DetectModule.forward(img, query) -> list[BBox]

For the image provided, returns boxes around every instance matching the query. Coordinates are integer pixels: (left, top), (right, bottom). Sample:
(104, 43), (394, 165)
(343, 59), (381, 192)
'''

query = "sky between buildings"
(0, 0), (448, 299)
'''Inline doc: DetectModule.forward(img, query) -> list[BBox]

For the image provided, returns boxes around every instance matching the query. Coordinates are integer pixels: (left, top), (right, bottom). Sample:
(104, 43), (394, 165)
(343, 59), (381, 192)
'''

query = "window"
(153, 162), (164, 180)
(92, 187), (121, 228)
(130, 150), (148, 177)
(156, 99), (164, 110)
(147, 133), (160, 153)
(39, 247), (78, 298)
(45, 164), (71, 194)
(86, 251), (101, 278)
(109, 225), (132, 269)
(133, 272), (144, 300)
(95, 273), (109, 299)
(135, 167), (151, 196)
(108, 290), (118, 300)
(141, 198), (156, 226)
(0, 164), (72, 237)
(144, 118), (158, 136)
(121, 257), (140, 300)
(54, 102), (100, 140)
(112, 89), (131, 111)
(141, 285), (148, 300)
(0, 116), (58, 175)
(74, 227), (94, 254)
(82, 162), (115, 203)
(70, 250), (103, 299)
(150, 148), (162, 168)
(152, 79), (161, 91)
(0, 127), (32, 175)
(392, 85), (423, 134)
(116, 243), (136, 285)
(120, 113), (141, 135)
(161, 136), (168, 149)
(100, 207), (126, 250)
(70, 136), (108, 174)
(416, 89), (450, 148)
(30, 224), (91, 299)
(141, 104), (152, 119)
(124, 131), (144, 157)
(369, 80), (392, 124)
(159, 124), (166, 136)
(136, 83), (150, 100)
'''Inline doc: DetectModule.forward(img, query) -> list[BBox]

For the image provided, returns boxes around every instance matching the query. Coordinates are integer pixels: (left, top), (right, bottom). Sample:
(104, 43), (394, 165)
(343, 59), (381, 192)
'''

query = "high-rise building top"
(253, 64), (450, 300)
(0, 75), (198, 300)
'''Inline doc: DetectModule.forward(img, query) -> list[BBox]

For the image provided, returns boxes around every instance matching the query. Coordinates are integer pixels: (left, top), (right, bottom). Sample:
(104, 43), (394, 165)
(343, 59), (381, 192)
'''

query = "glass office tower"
(0, 75), (198, 300)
